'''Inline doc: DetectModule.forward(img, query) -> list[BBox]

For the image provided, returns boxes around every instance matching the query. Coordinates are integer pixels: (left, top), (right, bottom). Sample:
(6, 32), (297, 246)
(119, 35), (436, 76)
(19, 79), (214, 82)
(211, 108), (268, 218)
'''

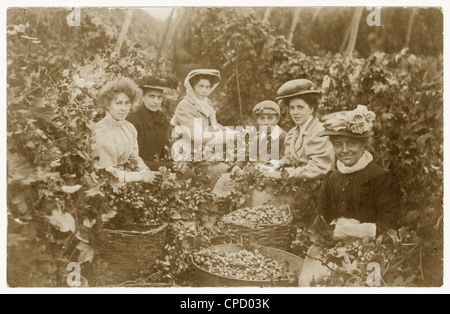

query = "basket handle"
(278, 204), (292, 217)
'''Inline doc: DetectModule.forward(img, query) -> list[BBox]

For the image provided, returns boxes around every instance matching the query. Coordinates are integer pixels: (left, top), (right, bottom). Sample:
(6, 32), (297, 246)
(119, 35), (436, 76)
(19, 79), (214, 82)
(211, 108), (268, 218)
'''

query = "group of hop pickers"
(92, 68), (401, 246)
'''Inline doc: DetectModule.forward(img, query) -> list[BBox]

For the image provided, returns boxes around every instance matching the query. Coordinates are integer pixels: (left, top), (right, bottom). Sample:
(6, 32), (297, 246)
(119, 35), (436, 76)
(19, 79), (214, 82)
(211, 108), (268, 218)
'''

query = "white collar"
(337, 151), (374, 174)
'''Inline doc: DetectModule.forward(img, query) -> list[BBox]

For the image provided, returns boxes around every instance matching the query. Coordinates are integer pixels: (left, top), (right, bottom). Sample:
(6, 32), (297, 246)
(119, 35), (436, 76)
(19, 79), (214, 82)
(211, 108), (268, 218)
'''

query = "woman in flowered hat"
(264, 79), (334, 181)
(316, 105), (401, 236)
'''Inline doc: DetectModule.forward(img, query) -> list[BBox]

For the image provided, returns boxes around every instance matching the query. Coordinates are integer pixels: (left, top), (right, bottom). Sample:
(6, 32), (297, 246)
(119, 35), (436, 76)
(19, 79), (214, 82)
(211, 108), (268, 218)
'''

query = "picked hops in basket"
(221, 203), (292, 226)
(193, 248), (284, 281)
(220, 203), (293, 250)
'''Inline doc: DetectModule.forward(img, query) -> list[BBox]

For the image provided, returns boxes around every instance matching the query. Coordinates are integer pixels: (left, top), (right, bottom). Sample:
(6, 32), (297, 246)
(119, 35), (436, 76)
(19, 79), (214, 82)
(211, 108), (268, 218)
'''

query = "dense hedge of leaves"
(6, 8), (179, 287)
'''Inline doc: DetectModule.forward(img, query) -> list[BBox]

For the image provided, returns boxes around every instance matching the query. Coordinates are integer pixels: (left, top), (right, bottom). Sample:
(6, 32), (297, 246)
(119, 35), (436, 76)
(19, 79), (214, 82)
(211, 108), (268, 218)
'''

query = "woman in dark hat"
(170, 69), (222, 145)
(316, 105), (401, 235)
(127, 75), (176, 170)
(264, 79), (334, 181)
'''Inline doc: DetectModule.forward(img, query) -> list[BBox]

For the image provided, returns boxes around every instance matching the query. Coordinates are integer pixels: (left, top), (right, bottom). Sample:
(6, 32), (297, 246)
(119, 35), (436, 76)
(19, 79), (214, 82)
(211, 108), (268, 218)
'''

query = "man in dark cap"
(252, 100), (287, 161)
(127, 75), (176, 170)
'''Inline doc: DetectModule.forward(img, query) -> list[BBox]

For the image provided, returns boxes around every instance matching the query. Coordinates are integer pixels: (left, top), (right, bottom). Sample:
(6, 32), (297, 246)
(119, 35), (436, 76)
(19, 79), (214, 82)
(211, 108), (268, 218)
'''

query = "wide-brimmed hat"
(253, 100), (281, 116)
(276, 79), (320, 101)
(318, 105), (376, 138)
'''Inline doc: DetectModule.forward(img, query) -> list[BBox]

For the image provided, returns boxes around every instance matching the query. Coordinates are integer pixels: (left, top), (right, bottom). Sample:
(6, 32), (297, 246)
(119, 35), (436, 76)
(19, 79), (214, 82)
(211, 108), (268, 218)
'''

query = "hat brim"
(190, 73), (221, 85)
(320, 111), (348, 122)
(142, 85), (171, 91)
(253, 109), (280, 116)
(276, 90), (320, 100)
(318, 129), (374, 138)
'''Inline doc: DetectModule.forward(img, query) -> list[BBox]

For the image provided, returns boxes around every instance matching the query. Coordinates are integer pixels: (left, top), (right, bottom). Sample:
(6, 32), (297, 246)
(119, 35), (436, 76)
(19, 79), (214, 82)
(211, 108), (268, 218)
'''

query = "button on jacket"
(283, 116), (335, 181)
(127, 104), (170, 164)
(316, 161), (401, 234)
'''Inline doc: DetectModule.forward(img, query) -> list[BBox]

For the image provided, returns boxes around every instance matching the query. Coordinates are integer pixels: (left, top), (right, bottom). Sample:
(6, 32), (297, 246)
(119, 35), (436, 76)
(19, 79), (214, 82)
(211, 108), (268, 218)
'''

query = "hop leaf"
(45, 210), (76, 233)
(61, 185), (82, 194)
(101, 210), (117, 222)
(77, 242), (95, 264)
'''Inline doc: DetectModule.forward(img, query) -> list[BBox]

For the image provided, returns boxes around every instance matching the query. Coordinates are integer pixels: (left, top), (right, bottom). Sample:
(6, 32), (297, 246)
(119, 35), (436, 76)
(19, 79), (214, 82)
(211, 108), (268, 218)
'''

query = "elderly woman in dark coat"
(316, 105), (401, 235)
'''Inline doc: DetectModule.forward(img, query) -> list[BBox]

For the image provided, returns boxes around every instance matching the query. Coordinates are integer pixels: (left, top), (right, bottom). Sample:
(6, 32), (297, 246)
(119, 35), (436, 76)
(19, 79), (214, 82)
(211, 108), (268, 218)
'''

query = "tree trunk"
(112, 9), (134, 59)
(405, 8), (418, 49)
(154, 7), (176, 67)
(167, 7), (185, 52)
(339, 23), (351, 54)
(287, 7), (302, 43)
(308, 7), (322, 35)
(344, 7), (364, 59)
(263, 7), (273, 24)
(235, 62), (243, 124)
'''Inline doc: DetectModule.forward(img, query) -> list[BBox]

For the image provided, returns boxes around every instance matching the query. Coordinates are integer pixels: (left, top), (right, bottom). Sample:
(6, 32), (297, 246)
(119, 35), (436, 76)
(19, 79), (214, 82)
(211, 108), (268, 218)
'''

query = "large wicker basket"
(220, 205), (293, 251)
(98, 223), (167, 286)
(191, 244), (303, 287)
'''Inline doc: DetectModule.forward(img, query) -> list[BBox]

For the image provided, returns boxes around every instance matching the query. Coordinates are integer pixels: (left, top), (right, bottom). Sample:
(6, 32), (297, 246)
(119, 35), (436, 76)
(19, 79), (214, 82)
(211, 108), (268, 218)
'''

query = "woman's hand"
(141, 170), (162, 184)
(262, 171), (282, 180)
(278, 156), (292, 168)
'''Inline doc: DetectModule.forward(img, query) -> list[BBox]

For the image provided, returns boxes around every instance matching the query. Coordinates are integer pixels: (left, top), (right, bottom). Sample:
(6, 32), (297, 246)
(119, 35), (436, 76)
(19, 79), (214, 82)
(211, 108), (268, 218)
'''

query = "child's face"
(256, 114), (279, 127)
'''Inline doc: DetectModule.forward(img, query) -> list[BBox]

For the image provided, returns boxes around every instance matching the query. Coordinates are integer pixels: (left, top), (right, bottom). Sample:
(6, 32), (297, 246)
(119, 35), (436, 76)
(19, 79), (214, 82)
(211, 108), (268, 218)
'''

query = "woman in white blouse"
(92, 77), (160, 184)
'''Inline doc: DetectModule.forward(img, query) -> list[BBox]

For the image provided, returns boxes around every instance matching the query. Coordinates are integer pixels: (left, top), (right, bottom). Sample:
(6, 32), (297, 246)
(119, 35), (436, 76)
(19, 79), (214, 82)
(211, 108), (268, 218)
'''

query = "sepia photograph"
(3, 1), (446, 294)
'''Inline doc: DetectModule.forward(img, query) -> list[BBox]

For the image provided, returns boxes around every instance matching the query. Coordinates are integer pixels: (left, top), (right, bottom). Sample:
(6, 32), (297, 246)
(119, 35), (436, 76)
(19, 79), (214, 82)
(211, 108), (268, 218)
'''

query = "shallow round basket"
(220, 205), (293, 251)
(191, 244), (303, 287)
(98, 223), (167, 286)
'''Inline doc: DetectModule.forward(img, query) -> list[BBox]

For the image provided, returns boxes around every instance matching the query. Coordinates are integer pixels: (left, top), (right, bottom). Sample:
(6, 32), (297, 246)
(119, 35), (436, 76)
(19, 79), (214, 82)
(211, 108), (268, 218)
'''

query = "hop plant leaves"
(61, 185), (82, 194)
(77, 242), (95, 264)
(44, 210), (76, 233)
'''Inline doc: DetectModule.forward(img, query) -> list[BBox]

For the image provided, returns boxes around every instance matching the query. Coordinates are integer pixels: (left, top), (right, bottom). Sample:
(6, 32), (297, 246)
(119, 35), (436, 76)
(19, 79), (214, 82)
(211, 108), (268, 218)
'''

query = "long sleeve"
(92, 115), (149, 183)
(128, 129), (149, 171)
(373, 173), (402, 234)
(313, 163), (401, 235)
(171, 99), (221, 145)
(290, 129), (335, 181)
(127, 113), (145, 156)
(316, 172), (333, 222)
(172, 101), (200, 142)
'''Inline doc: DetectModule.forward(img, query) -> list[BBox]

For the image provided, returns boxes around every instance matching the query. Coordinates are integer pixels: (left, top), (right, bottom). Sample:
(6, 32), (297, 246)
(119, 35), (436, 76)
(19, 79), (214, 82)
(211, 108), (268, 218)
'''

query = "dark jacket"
(316, 162), (401, 234)
(127, 105), (170, 169)
(250, 126), (287, 161)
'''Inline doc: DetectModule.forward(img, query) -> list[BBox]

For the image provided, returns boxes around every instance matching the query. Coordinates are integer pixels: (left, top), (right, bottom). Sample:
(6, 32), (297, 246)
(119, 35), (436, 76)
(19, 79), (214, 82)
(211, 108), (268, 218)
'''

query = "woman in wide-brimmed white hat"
(171, 69), (222, 145)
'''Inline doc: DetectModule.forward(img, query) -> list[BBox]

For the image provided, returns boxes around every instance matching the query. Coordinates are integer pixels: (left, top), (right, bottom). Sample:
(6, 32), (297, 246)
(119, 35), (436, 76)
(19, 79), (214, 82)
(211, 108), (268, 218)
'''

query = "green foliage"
(6, 8), (177, 287)
(291, 221), (442, 287)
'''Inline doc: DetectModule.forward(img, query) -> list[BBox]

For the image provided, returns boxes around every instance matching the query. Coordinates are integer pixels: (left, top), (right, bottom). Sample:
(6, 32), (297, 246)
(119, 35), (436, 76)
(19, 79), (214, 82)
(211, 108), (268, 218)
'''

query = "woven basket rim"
(102, 223), (167, 236)
(191, 244), (302, 284)
(221, 216), (292, 229)
(221, 205), (293, 229)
